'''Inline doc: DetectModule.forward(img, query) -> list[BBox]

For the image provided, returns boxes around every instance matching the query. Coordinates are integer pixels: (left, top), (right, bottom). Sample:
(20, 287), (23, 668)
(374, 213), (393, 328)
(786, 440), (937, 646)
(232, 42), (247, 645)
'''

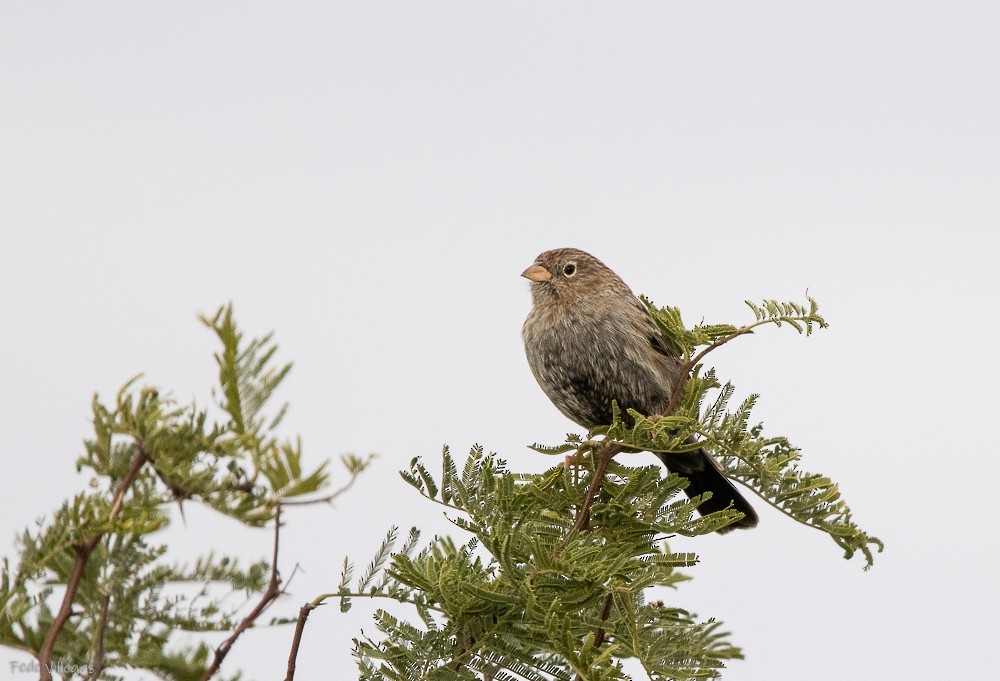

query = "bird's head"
(521, 248), (628, 306)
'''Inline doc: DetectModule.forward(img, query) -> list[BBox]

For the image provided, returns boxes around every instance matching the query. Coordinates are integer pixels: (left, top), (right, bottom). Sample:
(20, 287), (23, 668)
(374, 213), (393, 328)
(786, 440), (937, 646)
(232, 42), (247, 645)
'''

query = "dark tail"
(656, 449), (758, 534)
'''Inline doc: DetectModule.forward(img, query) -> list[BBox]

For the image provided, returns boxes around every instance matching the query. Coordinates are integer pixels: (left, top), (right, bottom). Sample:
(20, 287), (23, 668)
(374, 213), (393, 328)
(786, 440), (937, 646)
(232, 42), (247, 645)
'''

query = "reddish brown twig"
(38, 443), (150, 680)
(558, 443), (623, 550)
(200, 505), (285, 681)
(661, 326), (754, 421)
(87, 592), (111, 680)
(573, 593), (616, 681)
(284, 600), (318, 681)
(592, 593), (615, 648)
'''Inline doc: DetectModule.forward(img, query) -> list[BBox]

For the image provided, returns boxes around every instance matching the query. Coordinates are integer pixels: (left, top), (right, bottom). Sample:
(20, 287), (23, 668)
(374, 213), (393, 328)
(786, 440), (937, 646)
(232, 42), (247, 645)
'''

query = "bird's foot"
(557, 450), (590, 471)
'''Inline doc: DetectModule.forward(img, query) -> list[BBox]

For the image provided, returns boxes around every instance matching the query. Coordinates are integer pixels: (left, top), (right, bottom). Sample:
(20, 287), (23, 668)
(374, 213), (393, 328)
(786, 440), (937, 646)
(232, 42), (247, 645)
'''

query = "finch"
(521, 247), (758, 533)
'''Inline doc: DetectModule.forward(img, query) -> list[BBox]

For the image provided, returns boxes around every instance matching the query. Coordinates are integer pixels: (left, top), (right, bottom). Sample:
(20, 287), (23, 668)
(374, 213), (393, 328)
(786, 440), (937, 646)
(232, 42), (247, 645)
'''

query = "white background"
(2, 2), (998, 679)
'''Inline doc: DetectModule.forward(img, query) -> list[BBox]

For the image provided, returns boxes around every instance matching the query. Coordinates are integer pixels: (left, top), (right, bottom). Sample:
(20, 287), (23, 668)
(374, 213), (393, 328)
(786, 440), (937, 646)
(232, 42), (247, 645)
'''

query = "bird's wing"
(629, 295), (681, 360)
(648, 323), (679, 359)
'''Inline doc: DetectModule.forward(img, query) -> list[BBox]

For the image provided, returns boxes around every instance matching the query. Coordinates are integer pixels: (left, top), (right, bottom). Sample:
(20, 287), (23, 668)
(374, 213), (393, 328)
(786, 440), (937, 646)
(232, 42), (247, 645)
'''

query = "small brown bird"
(521, 248), (758, 533)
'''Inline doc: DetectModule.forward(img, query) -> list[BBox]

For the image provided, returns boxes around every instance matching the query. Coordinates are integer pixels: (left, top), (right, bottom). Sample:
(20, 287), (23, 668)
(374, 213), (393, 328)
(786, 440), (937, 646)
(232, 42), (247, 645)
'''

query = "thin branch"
(283, 562), (304, 593)
(592, 593), (615, 648)
(88, 592), (111, 681)
(89, 532), (117, 681)
(277, 468), (364, 507)
(689, 326), (755, 369)
(314, 589), (447, 615)
(200, 504), (285, 681)
(558, 443), (623, 551)
(661, 325), (755, 420)
(108, 444), (151, 518)
(38, 442), (150, 681)
(573, 593), (616, 681)
(283, 601), (317, 681)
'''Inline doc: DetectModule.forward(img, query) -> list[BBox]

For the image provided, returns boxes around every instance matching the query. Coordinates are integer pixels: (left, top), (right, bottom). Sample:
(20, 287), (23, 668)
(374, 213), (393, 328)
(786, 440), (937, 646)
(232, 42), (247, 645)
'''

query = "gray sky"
(2, 2), (998, 679)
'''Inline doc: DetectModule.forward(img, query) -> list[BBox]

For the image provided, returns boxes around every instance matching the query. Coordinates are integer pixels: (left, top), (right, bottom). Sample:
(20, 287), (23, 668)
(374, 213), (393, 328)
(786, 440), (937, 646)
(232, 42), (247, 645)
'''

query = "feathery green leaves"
(343, 447), (741, 680)
(337, 294), (879, 680)
(642, 295), (828, 362)
(613, 296), (879, 568)
(0, 304), (368, 680)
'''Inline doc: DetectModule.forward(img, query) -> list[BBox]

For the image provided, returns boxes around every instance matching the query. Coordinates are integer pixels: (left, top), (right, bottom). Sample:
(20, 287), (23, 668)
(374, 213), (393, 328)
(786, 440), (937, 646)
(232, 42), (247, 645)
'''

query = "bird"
(521, 247), (758, 533)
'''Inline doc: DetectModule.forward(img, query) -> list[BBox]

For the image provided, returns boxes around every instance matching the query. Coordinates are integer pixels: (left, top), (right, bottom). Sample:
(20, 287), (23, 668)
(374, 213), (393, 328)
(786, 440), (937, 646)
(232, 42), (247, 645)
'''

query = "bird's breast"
(523, 304), (673, 428)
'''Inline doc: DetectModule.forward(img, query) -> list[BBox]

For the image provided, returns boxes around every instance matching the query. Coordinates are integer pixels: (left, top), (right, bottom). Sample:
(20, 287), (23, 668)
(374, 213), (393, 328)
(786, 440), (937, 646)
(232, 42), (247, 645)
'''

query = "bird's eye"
(563, 262), (577, 277)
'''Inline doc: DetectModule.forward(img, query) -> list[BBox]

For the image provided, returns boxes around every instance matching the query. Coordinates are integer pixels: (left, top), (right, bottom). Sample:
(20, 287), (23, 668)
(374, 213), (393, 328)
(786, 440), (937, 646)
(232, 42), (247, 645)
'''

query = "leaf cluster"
(340, 447), (742, 680)
(0, 305), (368, 680)
(609, 297), (881, 567)
(642, 296), (827, 359)
(336, 296), (881, 681)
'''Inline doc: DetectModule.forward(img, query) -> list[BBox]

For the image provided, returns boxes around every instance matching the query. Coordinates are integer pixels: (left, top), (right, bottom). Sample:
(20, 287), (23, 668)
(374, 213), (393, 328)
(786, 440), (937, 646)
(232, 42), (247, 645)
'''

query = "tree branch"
(87, 592), (111, 681)
(558, 443), (623, 550)
(200, 504), (284, 681)
(283, 601), (317, 681)
(573, 593), (616, 681)
(592, 593), (615, 648)
(662, 325), (754, 420)
(38, 442), (150, 680)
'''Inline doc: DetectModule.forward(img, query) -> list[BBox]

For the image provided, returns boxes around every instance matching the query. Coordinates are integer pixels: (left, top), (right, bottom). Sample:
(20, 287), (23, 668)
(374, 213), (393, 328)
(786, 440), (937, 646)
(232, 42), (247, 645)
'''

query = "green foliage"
(641, 296), (827, 358)
(0, 304), (369, 680)
(339, 447), (741, 680)
(612, 372), (882, 566)
(1, 296), (880, 680)
(618, 297), (881, 566)
(336, 296), (880, 680)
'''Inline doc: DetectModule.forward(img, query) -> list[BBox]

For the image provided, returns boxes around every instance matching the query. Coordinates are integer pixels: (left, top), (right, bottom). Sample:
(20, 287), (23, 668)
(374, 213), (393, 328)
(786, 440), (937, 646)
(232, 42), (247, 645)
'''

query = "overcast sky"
(2, 2), (998, 680)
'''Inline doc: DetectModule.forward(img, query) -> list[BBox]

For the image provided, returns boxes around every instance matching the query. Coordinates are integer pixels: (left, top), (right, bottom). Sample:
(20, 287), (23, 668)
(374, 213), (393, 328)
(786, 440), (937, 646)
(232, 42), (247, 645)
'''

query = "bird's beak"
(521, 264), (552, 282)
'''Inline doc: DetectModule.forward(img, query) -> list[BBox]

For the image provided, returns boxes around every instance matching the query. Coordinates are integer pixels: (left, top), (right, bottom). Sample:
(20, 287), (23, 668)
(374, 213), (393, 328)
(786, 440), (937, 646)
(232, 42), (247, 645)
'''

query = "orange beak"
(521, 264), (552, 282)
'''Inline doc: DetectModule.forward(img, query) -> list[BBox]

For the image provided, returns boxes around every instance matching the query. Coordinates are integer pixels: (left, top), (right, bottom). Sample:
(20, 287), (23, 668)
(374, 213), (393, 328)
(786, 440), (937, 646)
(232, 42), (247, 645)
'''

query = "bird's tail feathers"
(657, 450), (759, 534)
